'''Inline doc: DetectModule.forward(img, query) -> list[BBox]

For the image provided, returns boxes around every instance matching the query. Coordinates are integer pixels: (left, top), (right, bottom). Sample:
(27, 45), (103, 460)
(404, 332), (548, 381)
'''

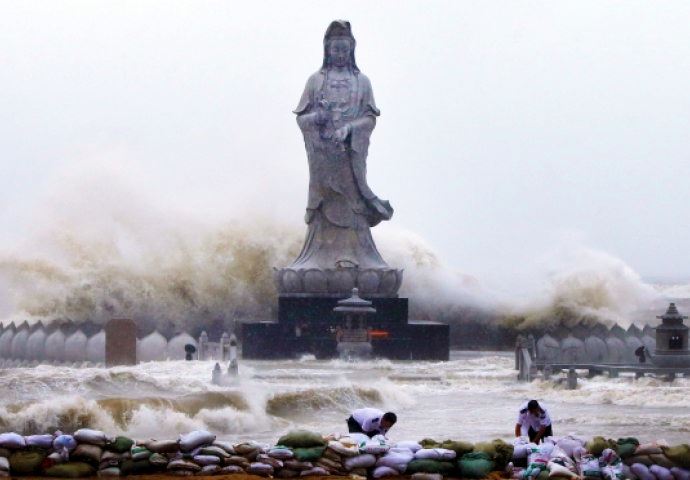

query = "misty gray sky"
(1, 1), (690, 293)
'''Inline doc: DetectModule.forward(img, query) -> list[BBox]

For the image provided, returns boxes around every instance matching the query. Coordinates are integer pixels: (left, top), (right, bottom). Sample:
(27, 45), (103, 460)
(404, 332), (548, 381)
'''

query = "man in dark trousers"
(347, 408), (397, 437)
(515, 400), (553, 444)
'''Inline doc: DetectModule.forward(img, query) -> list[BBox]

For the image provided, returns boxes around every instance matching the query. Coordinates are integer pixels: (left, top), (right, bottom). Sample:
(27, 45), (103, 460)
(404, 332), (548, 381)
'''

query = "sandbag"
(414, 448), (456, 461)
(74, 428), (108, 446)
(293, 446), (326, 462)
(71, 444), (103, 465)
(248, 462), (274, 476)
(284, 460), (314, 471)
(300, 466), (328, 476)
(328, 440), (359, 457)
(440, 440), (474, 457)
(665, 446), (690, 468)
(373, 465), (399, 478)
(377, 449), (415, 472)
(54, 435), (78, 452)
(0, 433), (25, 450)
(199, 445), (230, 460)
(278, 430), (326, 448)
(213, 440), (235, 454)
(194, 454), (221, 466)
(200, 464), (222, 475)
(130, 446), (151, 461)
(276, 469), (299, 478)
(616, 438), (640, 459)
(411, 474), (443, 480)
(269, 446), (294, 460)
(257, 453), (284, 469)
(149, 453), (168, 467)
(363, 439), (390, 455)
(602, 463), (624, 480)
(316, 456), (342, 470)
(557, 437), (585, 458)
(396, 441), (422, 452)
(106, 436), (134, 453)
(221, 465), (245, 474)
(474, 439), (514, 469)
(625, 455), (653, 467)
(179, 430), (215, 452)
(630, 463), (655, 480)
(420, 439), (441, 448)
(344, 454), (377, 470)
(145, 439), (180, 454)
(168, 459), (201, 472)
(45, 462), (96, 478)
(120, 459), (156, 476)
(671, 467), (690, 480)
(407, 459), (455, 475)
(636, 443), (664, 456)
(97, 467), (121, 477)
(578, 455), (601, 479)
(226, 456), (250, 468)
(652, 466), (676, 480)
(9, 450), (46, 474)
(458, 452), (495, 479)
(548, 461), (578, 478)
(651, 454), (678, 469)
(25, 434), (54, 449)
(587, 437), (616, 457)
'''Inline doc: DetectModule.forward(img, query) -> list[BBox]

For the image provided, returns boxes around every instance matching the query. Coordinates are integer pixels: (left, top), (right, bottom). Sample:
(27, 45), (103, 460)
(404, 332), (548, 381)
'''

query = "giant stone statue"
(275, 20), (402, 297)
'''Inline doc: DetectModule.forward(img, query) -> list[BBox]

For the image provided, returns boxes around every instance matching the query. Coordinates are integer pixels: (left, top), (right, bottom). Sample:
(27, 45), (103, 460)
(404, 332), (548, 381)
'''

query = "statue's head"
(322, 20), (359, 73)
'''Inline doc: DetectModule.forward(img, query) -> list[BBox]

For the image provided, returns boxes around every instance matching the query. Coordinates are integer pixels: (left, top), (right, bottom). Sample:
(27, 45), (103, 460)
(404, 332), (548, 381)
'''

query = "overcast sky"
(1, 1), (689, 294)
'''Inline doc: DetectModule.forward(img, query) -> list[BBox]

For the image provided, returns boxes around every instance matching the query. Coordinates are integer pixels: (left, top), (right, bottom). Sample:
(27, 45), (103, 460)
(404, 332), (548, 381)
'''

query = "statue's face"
(328, 38), (351, 68)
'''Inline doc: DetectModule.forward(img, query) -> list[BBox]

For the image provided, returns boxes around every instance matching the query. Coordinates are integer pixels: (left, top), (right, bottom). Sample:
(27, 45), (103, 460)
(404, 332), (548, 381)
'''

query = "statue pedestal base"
(241, 296), (449, 360)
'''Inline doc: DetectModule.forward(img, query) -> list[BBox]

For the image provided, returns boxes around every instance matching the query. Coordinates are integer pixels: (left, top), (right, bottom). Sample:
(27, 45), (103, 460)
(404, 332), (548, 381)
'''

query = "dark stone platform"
(241, 296), (449, 360)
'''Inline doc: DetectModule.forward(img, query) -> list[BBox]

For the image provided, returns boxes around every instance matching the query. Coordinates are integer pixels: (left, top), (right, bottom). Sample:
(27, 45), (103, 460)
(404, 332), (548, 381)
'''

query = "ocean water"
(1, 350), (689, 444)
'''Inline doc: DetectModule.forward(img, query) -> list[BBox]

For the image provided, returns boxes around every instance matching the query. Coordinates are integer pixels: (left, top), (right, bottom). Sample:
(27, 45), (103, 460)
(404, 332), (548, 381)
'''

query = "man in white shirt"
(515, 400), (552, 444)
(347, 408), (397, 437)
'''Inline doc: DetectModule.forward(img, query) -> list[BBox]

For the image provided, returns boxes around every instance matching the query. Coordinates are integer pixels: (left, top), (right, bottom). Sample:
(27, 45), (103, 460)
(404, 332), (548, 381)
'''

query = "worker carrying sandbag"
(347, 408), (397, 437)
(515, 399), (552, 444)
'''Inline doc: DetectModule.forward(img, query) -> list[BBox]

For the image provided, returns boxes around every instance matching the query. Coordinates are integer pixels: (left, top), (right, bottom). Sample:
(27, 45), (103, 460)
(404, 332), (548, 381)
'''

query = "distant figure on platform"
(635, 345), (647, 364)
(347, 408), (397, 437)
(515, 400), (552, 444)
(211, 363), (222, 385)
(184, 344), (197, 361)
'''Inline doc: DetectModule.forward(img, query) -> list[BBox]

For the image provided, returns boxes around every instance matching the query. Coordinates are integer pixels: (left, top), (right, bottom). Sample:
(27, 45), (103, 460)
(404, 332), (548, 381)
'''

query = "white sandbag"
(0, 458), (8, 472)
(549, 446), (575, 469)
(179, 430), (216, 452)
(377, 449), (415, 473)
(414, 448), (456, 461)
(631, 463), (655, 480)
(98, 467), (122, 477)
(200, 464), (222, 475)
(301, 467), (329, 476)
(221, 465), (245, 474)
(411, 474), (443, 480)
(672, 468), (690, 480)
(0, 433), (25, 449)
(74, 428), (108, 446)
(53, 434), (78, 452)
(328, 440), (360, 457)
(25, 434), (54, 449)
(514, 444), (532, 460)
(344, 453), (377, 470)
(269, 447), (294, 460)
(199, 446), (230, 459)
(396, 441), (422, 453)
(169, 459), (202, 472)
(373, 465), (400, 478)
(548, 461), (578, 478)
(248, 462), (274, 477)
(193, 455), (221, 466)
(600, 448), (620, 466)
(363, 441), (390, 455)
(348, 433), (371, 446)
(602, 464), (624, 480)
(556, 436), (585, 458)
(651, 465), (675, 480)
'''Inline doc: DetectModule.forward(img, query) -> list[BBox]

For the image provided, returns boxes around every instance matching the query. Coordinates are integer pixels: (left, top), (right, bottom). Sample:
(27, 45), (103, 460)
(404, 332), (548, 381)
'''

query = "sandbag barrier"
(0, 430), (689, 479)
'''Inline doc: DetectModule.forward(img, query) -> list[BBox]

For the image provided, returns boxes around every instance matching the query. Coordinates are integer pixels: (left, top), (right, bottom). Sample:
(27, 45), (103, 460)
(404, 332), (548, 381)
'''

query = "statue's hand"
(333, 124), (351, 143)
(315, 109), (329, 126)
